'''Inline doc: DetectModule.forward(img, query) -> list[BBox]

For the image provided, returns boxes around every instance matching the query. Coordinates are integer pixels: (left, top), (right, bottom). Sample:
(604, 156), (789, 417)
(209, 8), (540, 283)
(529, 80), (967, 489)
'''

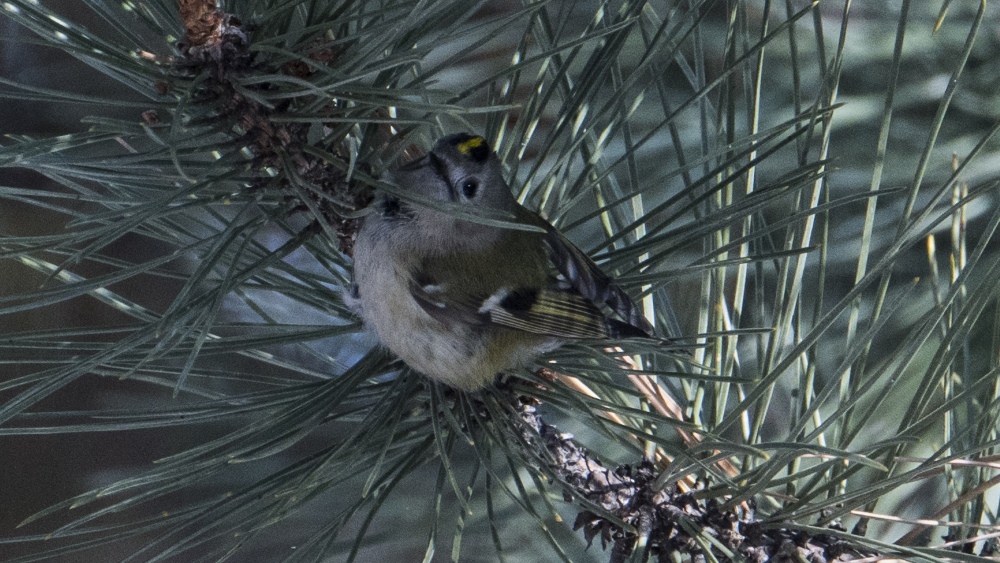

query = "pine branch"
(173, 0), (372, 255)
(514, 394), (880, 562)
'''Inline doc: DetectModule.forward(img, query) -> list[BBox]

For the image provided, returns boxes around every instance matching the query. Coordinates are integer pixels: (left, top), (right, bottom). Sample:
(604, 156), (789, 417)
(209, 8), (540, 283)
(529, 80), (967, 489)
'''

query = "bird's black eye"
(461, 178), (479, 199)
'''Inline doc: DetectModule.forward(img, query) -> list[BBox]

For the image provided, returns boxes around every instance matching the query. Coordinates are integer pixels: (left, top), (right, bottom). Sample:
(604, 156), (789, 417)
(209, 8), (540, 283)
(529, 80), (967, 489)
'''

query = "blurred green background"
(2, 1), (999, 561)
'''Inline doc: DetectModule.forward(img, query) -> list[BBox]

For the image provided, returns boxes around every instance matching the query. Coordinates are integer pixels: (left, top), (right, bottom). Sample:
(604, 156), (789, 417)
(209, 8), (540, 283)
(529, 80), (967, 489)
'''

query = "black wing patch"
(487, 287), (649, 339)
(407, 225), (654, 340)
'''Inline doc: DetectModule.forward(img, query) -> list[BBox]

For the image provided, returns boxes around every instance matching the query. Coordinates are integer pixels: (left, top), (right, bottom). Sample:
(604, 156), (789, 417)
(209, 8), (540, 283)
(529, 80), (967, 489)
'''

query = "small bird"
(351, 133), (653, 390)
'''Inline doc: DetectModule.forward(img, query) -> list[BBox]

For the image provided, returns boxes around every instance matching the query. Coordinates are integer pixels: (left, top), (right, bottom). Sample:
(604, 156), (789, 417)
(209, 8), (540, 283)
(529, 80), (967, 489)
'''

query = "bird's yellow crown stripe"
(456, 136), (487, 156)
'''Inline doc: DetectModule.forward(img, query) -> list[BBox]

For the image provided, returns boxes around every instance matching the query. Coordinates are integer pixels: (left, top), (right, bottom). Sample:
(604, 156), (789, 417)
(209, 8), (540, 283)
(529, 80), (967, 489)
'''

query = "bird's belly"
(356, 263), (497, 389)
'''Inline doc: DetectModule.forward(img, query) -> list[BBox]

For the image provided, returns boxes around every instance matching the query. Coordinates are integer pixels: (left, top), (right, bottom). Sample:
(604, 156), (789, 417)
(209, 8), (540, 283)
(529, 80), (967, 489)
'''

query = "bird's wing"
(408, 228), (652, 340)
(409, 276), (644, 339)
(542, 225), (654, 336)
(407, 274), (489, 327)
(480, 286), (648, 338)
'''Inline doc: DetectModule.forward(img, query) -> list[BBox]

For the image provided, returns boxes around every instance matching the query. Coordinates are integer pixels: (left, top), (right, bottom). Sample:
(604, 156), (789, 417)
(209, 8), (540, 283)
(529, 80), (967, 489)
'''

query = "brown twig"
(514, 395), (878, 562)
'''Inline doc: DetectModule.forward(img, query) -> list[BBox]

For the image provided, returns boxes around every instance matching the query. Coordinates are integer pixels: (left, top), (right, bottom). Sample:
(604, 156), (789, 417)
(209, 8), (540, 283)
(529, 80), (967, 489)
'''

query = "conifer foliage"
(2, 1), (999, 561)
